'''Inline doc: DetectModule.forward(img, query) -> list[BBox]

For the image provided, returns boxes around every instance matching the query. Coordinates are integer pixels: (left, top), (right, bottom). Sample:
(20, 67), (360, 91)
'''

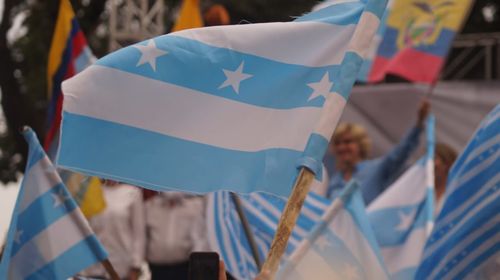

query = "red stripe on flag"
(369, 49), (444, 84)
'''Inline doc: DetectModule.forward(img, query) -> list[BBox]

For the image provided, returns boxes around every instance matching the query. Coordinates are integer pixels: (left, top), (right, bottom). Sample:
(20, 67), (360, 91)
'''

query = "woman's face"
(333, 132), (362, 167)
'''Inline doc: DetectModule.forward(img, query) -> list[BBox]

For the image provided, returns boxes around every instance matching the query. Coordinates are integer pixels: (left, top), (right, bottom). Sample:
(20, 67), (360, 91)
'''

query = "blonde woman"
(326, 100), (430, 205)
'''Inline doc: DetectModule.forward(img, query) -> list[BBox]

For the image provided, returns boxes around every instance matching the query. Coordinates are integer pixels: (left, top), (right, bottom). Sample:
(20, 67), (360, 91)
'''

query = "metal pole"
(230, 192), (262, 270)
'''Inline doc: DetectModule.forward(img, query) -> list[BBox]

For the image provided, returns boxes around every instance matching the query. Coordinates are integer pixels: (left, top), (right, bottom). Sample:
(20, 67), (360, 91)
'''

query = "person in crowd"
(434, 142), (458, 215)
(81, 180), (145, 280)
(145, 192), (208, 280)
(326, 99), (430, 205)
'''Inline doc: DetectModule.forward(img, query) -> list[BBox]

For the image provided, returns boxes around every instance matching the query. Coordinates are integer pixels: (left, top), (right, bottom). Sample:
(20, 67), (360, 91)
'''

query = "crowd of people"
(77, 99), (458, 280)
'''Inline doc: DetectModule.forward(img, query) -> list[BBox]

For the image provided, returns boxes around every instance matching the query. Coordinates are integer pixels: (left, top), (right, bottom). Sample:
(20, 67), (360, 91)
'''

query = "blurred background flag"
(171, 0), (203, 32)
(206, 190), (329, 279)
(45, 0), (96, 155)
(368, 115), (436, 279)
(367, 0), (474, 84)
(44, 0), (105, 218)
(416, 105), (500, 279)
(57, 0), (387, 197)
(0, 128), (108, 280)
(277, 181), (389, 280)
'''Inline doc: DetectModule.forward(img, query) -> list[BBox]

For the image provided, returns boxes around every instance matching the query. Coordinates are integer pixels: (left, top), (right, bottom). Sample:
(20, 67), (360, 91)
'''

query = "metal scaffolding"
(443, 33), (500, 80)
(108, 0), (165, 52)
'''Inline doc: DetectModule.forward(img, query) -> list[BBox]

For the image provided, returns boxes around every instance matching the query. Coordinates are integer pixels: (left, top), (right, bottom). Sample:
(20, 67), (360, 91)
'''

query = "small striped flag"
(0, 128), (108, 280)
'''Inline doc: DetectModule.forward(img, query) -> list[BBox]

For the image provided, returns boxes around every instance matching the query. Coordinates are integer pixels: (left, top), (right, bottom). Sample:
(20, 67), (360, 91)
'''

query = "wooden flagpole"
(259, 168), (315, 278)
(101, 259), (120, 280)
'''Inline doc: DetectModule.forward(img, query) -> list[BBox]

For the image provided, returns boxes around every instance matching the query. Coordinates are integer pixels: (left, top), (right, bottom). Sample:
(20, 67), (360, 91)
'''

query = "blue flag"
(416, 105), (500, 279)
(277, 181), (389, 280)
(368, 116), (436, 279)
(57, 0), (387, 197)
(0, 128), (108, 280)
(206, 191), (329, 279)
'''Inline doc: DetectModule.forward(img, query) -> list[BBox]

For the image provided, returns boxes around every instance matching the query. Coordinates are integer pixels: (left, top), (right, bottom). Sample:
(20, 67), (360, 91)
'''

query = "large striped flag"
(367, 0), (473, 83)
(277, 181), (389, 280)
(416, 105), (500, 279)
(57, 0), (387, 197)
(206, 191), (330, 279)
(45, 0), (105, 218)
(368, 116), (436, 279)
(0, 128), (108, 280)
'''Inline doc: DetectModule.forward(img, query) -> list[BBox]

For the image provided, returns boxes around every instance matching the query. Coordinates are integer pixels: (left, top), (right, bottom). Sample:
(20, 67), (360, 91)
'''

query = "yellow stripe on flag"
(47, 0), (75, 97)
(172, 0), (203, 32)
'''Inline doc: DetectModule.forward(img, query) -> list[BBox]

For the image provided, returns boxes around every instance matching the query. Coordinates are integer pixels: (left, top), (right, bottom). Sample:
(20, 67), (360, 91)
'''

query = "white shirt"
(82, 184), (145, 278)
(145, 193), (208, 264)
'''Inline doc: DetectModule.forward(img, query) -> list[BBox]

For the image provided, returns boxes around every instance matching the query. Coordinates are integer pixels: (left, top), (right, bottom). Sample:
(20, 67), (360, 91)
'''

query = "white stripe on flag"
(20, 156), (61, 212)
(346, 12), (380, 57)
(368, 164), (426, 211)
(331, 210), (387, 277)
(63, 65), (322, 152)
(173, 21), (356, 67)
(380, 227), (428, 274)
(8, 209), (93, 279)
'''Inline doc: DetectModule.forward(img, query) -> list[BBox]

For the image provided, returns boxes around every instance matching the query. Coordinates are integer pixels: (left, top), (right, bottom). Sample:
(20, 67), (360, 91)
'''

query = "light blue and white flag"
(277, 181), (389, 280)
(57, 0), (387, 197)
(367, 116), (435, 279)
(416, 105), (500, 280)
(206, 190), (330, 279)
(0, 128), (108, 280)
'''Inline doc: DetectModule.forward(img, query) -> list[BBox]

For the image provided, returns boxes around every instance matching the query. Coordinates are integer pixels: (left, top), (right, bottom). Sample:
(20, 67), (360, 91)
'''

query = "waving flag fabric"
(277, 181), (389, 280)
(206, 191), (330, 279)
(416, 105), (500, 279)
(0, 128), (108, 280)
(368, 116), (435, 279)
(57, 0), (387, 197)
(368, 0), (473, 83)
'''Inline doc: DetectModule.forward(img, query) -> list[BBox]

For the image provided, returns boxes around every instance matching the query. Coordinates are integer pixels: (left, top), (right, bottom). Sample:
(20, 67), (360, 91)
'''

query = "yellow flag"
(66, 174), (106, 218)
(172, 0), (203, 32)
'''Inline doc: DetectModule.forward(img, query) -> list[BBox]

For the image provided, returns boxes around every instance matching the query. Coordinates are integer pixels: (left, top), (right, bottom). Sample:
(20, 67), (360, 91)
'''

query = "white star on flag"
(14, 229), (23, 244)
(395, 210), (415, 231)
(342, 263), (360, 280)
(307, 72), (333, 101)
(219, 62), (253, 94)
(52, 189), (70, 208)
(133, 39), (168, 71)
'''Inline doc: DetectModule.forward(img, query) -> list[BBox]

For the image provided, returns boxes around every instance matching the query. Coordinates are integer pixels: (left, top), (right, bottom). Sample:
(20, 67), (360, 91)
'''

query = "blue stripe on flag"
(369, 203), (428, 247)
(12, 183), (79, 255)
(437, 160), (499, 219)
(59, 112), (301, 197)
(96, 36), (344, 110)
(26, 235), (107, 280)
(364, 0), (387, 19)
(433, 224), (499, 279)
(295, 2), (364, 25)
(333, 51), (364, 99)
